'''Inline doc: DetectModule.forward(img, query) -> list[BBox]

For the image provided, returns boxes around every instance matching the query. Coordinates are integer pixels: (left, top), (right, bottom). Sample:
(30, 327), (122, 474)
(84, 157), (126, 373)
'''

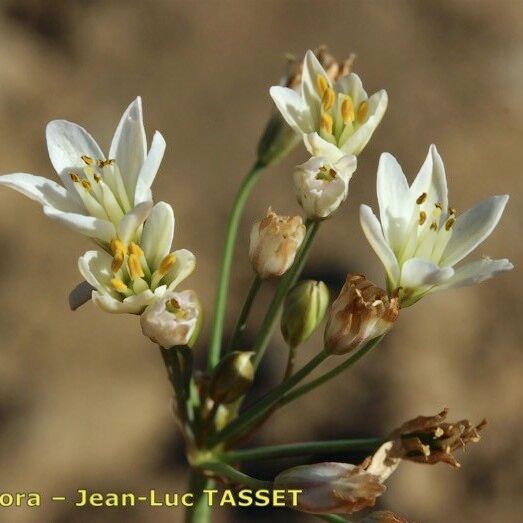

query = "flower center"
(399, 192), (457, 266)
(316, 74), (368, 148)
(68, 156), (132, 225)
(315, 166), (337, 183)
(108, 239), (177, 298)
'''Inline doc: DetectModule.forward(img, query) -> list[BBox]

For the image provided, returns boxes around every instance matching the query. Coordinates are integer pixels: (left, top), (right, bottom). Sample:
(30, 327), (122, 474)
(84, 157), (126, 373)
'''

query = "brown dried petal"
(361, 510), (410, 523)
(387, 408), (486, 468)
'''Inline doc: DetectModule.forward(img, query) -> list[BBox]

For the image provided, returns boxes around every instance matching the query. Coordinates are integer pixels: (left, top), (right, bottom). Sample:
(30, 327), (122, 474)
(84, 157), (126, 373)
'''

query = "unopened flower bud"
(294, 155), (357, 219)
(209, 351), (255, 404)
(140, 290), (201, 348)
(257, 46), (355, 166)
(325, 274), (399, 355)
(281, 280), (329, 348)
(274, 462), (385, 515)
(249, 208), (306, 279)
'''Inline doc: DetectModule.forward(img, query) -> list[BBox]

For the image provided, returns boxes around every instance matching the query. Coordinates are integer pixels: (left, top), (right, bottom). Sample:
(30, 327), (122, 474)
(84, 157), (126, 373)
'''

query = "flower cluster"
(0, 98), (199, 340)
(0, 45), (514, 523)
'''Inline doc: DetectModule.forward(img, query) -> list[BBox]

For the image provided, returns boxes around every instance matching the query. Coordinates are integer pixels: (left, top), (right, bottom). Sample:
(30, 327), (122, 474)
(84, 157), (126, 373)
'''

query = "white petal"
(77, 250), (115, 292)
(117, 201), (153, 243)
(69, 281), (95, 310)
(0, 173), (81, 213)
(141, 201), (175, 269)
(165, 249), (196, 290)
(133, 131), (166, 205)
(43, 206), (115, 243)
(376, 152), (413, 254)
(410, 144), (448, 214)
(303, 133), (344, 162)
(92, 290), (154, 314)
(360, 205), (400, 285)
(437, 258), (513, 291)
(400, 258), (454, 288)
(340, 90), (388, 156)
(46, 120), (104, 190)
(301, 50), (328, 124)
(441, 195), (509, 267)
(269, 86), (312, 134)
(333, 154), (357, 180)
(336, 73), (368, 107)
(109, 97), (147, 200)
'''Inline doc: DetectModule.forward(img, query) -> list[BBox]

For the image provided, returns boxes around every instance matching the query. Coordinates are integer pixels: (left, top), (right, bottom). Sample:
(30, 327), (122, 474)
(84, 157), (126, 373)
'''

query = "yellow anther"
(110, 278), (128, 293)
(430, 221), (438, 231)
(69, 172), (80, 183)
(316, 167), (336, 182)
(316, 74), (329, 97)
(435, 202), (443, 210)
(341, 96), (355, 123)
(159, 253), (177, 276)
(110, 239), (125, 256)
(94, 174), (102, 183)
(128, 254), (144, 280)
(416, 192), (427, 205)
(168, 298), (180, 311)
(357, 101), (369, 123)
(128, 242), (144, 257)
(445, 217), (456, 231)
(98, 159), (115, 168)
(81, 155), (94, 165)
(111, 253), (124, 273)
(320, 112), (334, 135)
(167, 298), (189, 318)
(321, 88), (335, 112)
(419, 211), (427, 225)
(81, 180), (92, 191)
(449, 207), (456, 216)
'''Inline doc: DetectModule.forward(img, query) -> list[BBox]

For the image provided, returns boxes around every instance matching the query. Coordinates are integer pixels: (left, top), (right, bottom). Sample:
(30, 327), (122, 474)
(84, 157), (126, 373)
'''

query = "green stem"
(280, 335), (385, 407)
(228, 276), (263, 350)
(198, 461), (272, 489)
(185, 471), (214, 523)
(219, 437), (384, 464)
(160, 347), (190, 425)
(253, 220), (320, 367)
(208, 161), (266, 370)
(207, 350), (329, 448)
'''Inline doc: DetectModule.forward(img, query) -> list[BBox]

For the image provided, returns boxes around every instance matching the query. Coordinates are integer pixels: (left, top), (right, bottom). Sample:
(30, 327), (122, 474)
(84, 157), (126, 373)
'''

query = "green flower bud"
(281, 280), (330, 348)
(209, 351), (255, 404)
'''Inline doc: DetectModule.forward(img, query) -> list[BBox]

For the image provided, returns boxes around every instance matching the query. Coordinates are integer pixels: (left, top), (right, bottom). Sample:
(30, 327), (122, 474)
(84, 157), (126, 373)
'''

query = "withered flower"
(274, 462), (385, 515)
(249, 208), (305, 279)
(370, 408), (486, 472)
(361, 511), (409, 523)
(324, 274), (399, 355)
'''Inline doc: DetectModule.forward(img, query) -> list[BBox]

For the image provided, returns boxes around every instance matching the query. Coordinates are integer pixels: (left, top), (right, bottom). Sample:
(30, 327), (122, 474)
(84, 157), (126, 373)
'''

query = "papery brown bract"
(324, 274), (399, 355)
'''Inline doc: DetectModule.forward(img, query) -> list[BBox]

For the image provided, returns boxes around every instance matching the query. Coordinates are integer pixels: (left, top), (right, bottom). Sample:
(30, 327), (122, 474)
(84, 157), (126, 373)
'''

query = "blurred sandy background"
(0, 0), (521, 522)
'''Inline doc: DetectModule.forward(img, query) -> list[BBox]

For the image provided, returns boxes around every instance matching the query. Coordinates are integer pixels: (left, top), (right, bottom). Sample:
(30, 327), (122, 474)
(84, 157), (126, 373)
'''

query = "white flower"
(270, 50), (388, 160)
(249, 209), (306, 279)
(0, 97), (165, 246)
(140, 290), (201, 348)
(76, 201), (195, 314)
(294, 154), (357, 219)
(360, 145), (513, 306)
